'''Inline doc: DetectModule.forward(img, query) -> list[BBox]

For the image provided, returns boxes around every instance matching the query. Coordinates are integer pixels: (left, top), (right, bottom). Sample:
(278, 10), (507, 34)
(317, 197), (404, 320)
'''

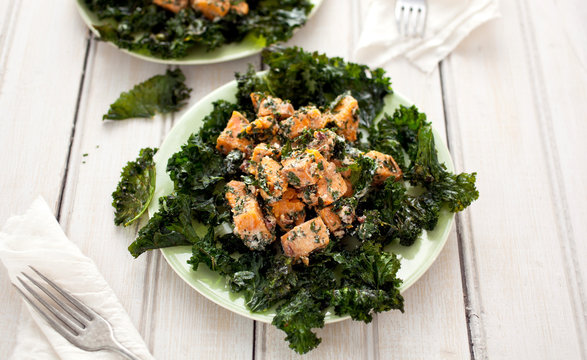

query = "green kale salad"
(83, 0), (314, 59)
(113, 47), (479, 354)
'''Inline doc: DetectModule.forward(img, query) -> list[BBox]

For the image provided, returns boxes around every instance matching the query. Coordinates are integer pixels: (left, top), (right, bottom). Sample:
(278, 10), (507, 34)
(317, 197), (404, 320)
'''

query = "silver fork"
(395, 0), (428, 37)
(13, 266), (140, 360)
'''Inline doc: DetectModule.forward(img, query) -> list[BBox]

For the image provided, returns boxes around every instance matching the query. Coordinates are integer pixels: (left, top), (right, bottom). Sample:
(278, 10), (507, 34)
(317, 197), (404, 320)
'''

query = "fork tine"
(417, 5), (427, 36)
(395, 3), (405, 35)
(411, 7), (422, 37)
(30, 266), (94, 320)
(21, 272), (88, 327)
(14, 276), (79, 341)
(403, 6), (413, 36)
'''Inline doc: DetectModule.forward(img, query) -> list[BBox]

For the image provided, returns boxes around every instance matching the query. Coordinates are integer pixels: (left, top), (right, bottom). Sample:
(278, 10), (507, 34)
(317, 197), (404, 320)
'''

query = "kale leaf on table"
(112, 147), (157, 227)
(103, 69), (191, 120)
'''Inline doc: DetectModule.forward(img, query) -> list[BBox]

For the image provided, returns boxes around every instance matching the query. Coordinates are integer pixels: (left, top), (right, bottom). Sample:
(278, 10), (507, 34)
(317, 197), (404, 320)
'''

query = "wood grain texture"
(518, 0), (587, 355)
(2, 0), (587, 359)
(0, 1), (90, 357)
(441, 0), (586, 357)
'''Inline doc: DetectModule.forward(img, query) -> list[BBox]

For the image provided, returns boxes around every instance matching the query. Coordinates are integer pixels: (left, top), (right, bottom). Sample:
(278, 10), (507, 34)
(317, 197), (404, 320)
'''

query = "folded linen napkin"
(354, 0), (500, 73)
(0, 197), (154, 360)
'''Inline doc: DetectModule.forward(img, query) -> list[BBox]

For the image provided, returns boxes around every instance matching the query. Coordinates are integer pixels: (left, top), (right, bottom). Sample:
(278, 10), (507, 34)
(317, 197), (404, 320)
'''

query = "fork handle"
(107, 341), (142, 360)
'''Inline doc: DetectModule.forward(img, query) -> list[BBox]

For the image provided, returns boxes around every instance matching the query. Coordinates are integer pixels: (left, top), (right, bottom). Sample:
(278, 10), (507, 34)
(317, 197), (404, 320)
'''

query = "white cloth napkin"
(0, 197), (154, 360)
(354, 0), (500, 73)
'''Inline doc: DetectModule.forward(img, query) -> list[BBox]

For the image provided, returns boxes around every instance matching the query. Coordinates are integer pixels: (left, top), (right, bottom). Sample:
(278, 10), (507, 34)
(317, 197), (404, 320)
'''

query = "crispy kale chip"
(87, 0), (312, 59)
(103, 69), (191, 120)
(129, 189), (231, 258)
(235, 46), (392, 126)
(375, 180), (441, 246)
(167, 134), (225, 193)
(128, 194), (198, 258)
(241, 1), (313, 45)
(366, 105), (478, 246)
(272, 289), (325, 354)
(112, 147), (157, 226)
(332, 242), (404, 322)
(188, 227), (236, 275)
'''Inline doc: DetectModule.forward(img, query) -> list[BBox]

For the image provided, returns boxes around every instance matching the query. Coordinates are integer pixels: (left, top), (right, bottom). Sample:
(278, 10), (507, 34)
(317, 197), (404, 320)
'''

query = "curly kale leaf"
(112, 147), (157, 227)
(430, 171), (479, 212)
(407, 126), (445, 184)
(241, 1), (313, 45)
(398, 107), (479, 212)
(236, 46), (392, 127)
(103, 69), (191, 120)
(369, 105), (429, 161)
(332, 242), (403, 322)
(167, 134), (225, 193)
(128, 194), (199, 258)
(356, 210), (386, 242)
(188, 227), (236, 275)
(272, 289), (325, 354)
(368, 179), (440, 246)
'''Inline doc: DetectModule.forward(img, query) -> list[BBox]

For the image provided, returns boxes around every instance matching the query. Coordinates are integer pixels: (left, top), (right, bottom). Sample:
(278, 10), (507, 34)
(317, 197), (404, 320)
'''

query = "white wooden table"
(1, 0), (586, 359)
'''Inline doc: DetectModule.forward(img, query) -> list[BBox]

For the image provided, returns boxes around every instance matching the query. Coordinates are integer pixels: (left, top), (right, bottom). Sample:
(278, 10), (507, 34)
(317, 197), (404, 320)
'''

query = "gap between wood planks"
(56, 30), (93, 222)
(515, 0), (587, 357)
(439, 62), (487, 360)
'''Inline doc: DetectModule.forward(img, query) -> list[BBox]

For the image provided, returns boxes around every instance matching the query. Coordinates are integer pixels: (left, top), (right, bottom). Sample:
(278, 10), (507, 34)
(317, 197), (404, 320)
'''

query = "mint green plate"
(148, 76), (455, 323)
(75, 0), (323, 65)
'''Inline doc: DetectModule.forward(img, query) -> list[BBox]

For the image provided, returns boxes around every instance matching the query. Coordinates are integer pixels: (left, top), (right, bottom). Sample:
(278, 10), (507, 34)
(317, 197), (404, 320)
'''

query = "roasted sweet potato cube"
(330, 94), (359, 142)
(280, 106), (322, 139)
(281, 217), (330, 265)
(251, 143), (281, 163)
(257, 156), (288, 201)
(308, 130), (340, 159)
(191, 0), (230, 19)
(250, 93), (294, 120)
(154, 0), (189, 13)
(365, 150), (403, 184)
(226, 180), (275, 250)
(281, 149), (326, 188)
(231, 0), (249, 15)
(216, 111), (254, 156)
(270, 188), (306, 230)
(244, 115), (278, 141)
(225, 180), (246, 208)
(233, 200), (275, 250)
(303, 161), (347, 207)
(318, 207), (344, 238)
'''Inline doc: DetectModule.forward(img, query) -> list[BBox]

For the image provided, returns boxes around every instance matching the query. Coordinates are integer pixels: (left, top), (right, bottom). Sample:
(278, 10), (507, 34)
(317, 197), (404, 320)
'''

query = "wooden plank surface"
(0, 1), (90, 357)
(2, 0), (587, 359)
(440, 0), (586, 358)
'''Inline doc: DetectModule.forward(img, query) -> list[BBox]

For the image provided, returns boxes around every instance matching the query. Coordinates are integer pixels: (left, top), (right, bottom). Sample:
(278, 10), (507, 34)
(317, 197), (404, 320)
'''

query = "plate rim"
(151, 75), (456, 324)
(75, 0), (324, 65)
